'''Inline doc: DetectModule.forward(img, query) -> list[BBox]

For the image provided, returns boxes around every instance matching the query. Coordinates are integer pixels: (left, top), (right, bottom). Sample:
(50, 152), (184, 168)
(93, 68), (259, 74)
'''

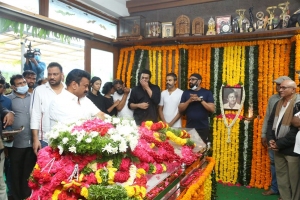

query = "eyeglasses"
(279, 86), (293, 90)
(189, 78), (198, 81)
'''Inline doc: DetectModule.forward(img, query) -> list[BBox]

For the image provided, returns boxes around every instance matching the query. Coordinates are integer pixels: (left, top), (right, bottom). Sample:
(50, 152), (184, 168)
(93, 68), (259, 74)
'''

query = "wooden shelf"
(112, 27), (300, 47)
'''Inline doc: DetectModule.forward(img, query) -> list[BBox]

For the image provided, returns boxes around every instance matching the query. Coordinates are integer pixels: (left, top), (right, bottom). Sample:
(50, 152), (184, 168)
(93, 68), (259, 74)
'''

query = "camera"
(23, 42), (34, 59)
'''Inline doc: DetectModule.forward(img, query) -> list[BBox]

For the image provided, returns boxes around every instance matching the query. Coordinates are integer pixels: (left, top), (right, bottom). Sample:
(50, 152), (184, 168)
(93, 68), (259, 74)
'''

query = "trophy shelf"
(112, 27), (300, 47)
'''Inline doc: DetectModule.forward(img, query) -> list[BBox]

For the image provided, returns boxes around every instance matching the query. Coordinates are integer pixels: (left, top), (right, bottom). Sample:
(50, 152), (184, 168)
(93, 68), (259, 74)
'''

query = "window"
(49, 0), (117, 39)
(0, 0), (39, 14)
(90, 49), (113, 93)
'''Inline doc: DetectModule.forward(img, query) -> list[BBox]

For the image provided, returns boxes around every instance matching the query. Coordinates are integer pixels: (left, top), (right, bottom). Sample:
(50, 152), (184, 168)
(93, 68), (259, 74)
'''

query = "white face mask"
(191, 85), (198, 90)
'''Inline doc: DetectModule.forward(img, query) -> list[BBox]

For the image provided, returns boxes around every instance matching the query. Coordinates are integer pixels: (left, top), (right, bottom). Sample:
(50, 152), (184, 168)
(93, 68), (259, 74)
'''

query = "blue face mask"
(34, 55), (40, 61)
(16, 85), (29, 94)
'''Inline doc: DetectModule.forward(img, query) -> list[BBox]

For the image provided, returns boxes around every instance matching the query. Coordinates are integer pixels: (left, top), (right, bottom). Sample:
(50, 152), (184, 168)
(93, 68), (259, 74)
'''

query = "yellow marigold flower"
(80, 187), (89, 199)
(95, 169), (102, 184)
(137, 168), (146, 175)
(152, 165), (156, 174)
(87, 162), (97, 171)
(134, 185), (140, 195)
(34, 164), (40, 170)
(125, 186), (135, 197)
(108, 168), (117, 185)
(145, 121), (153, 128)
(161, 164), (167, 172)
(140, 186), (147, 197)
(150, 143), (155, 148)
(52, 189), (61, 200)
(79, 173), (84, 182)
(107, 160), (113, 168)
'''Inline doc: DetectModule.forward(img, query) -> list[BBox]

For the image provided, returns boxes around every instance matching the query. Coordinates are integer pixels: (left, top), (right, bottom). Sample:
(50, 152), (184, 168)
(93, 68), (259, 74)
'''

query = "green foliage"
(0, 17), (76, 44)
(88, 185), (134, 200)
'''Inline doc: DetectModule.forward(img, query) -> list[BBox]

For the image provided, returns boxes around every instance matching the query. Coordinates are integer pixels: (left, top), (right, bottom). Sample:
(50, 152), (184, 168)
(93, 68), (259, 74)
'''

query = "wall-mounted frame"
(162, 24), (174, 38)
(215, 15), (231, 34)
(222, 87), (242, 110)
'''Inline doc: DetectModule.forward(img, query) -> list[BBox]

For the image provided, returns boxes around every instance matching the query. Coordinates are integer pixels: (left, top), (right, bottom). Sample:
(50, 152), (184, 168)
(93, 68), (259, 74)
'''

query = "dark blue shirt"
(24, 61), (46, 81)
(0, 95), (12, 130)
(180, 88), (214, 129)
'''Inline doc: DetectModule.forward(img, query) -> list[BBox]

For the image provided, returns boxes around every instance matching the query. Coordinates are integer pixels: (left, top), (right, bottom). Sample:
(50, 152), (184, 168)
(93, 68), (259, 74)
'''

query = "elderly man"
(267, 80), (300, 200)
(261, 76), (291, 196)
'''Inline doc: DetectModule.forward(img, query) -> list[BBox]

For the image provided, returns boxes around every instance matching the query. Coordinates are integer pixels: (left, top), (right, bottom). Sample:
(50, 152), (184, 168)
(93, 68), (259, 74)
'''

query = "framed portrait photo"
(215, 15), (231, 34)
(222, 87), (243, 111)
(162, 24), (174, 38)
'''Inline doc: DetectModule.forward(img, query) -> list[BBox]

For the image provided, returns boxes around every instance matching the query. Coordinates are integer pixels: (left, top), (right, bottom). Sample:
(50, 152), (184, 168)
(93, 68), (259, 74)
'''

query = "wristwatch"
(199, 98), (203, 102)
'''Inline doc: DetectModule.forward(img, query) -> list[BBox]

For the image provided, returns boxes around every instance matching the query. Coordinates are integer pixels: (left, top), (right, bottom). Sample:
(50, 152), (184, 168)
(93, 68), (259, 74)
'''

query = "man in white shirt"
(30, 62), (65, 155)
(112, 79), (133, 119)
(49, 69), (105, 128)
(158, 73), (183, 127)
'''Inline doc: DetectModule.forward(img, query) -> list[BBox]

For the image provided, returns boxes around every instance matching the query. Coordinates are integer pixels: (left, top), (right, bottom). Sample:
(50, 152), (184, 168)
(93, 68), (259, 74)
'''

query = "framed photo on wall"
(222, 87), (242, 110)
(162, 23), (174, 38)
(215, 15), (231, 34)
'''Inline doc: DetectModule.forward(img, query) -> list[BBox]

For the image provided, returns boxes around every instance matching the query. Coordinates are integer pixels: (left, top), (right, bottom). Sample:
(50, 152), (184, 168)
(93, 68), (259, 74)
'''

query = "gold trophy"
(206, 17), (216, 35)
(278, 1), (290, 28)
(236, 9), (246, 33)
(266, 6), (277, 30)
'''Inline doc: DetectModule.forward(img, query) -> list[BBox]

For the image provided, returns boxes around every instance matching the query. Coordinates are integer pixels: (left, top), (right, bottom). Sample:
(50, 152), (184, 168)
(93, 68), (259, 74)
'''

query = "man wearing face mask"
(179, 73), (215, 144)
(112, 79), (133, 119)
(7, 74), (36, 200)
(24, 48), (46, 81)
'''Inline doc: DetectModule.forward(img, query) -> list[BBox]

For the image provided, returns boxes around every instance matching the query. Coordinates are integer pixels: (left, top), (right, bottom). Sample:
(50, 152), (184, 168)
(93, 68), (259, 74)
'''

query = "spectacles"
(189, 78), (198, 81)
(279, 86), (293, 90)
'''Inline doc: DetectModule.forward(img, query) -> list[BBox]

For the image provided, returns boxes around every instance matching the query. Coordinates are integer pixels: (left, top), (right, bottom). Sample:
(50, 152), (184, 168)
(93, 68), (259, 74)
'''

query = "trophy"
(266, 6), (277, 30)
(248, 6), (255, 32)
(206, 17), (216, 35)
(236, 9), (246, 33)
(255, 11), (265, 31)
(278, 1), (290, 28)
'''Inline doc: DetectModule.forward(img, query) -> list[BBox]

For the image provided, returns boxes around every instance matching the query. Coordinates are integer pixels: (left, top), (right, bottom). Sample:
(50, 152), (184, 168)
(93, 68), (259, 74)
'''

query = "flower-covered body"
(29, 117), (198, 200)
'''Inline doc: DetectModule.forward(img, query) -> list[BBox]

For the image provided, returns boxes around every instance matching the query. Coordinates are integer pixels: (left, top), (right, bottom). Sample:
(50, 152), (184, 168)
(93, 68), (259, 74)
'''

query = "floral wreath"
(219, 84), (245, 142)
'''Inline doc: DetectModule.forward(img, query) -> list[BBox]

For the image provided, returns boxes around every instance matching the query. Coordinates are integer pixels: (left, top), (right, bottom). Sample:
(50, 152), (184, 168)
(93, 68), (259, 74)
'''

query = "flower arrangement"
(28, 117), (199, 200)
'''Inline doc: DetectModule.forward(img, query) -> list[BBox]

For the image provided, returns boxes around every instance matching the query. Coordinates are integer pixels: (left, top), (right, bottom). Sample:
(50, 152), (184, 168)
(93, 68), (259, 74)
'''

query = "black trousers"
(195, 128), (211, 144)
(9, 147), (36, 200)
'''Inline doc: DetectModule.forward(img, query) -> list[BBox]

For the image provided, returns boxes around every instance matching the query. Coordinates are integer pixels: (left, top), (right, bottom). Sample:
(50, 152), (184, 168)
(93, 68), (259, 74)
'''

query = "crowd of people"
(0, 61), (215, 199)
(1, 59), (299, 200)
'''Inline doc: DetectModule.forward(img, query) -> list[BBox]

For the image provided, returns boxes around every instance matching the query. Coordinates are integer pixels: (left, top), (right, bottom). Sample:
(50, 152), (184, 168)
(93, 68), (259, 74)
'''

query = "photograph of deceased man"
(222, 87), (242, 110)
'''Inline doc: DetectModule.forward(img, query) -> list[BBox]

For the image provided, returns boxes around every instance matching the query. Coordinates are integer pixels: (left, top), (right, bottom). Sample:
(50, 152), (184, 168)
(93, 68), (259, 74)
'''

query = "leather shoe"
(262, 190), (278, 195)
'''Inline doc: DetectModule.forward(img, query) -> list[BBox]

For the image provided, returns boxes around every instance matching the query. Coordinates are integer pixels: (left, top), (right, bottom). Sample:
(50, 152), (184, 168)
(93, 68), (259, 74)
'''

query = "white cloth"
(0, 152), (7, 200)
(223, 102), (241, 109)
(30, 82), (65, 142)
(294, 111), (300, 154)
(159, 88), (183, 127)
(113, 90), (133, 119)
(275, 103), (290, 138)
(49, 89), (100, 128)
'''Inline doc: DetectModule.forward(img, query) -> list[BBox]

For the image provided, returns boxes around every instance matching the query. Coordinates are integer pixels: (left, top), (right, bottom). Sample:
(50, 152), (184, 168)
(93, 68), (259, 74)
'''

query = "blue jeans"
(269, 149), (279, 194)
(40, 140), (48, 148)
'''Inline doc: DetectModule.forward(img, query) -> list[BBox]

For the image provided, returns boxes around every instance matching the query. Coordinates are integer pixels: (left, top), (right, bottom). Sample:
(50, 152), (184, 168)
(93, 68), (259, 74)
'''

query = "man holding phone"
(128, 69), (161, 125)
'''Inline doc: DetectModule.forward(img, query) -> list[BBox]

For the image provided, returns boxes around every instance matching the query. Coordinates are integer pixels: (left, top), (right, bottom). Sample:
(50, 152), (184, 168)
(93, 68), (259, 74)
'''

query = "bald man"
(267, 80), (300, 200)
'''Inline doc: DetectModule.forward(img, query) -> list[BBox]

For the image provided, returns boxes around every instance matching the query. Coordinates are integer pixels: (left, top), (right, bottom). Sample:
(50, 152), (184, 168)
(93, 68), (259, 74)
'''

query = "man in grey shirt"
(261, 76), (291, 196)
(7, 74), (36, 200)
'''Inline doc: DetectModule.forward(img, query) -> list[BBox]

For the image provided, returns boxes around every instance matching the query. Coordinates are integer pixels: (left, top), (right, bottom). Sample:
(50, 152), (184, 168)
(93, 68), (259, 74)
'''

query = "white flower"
(58, 145), (64, 155)
(112, 117), (120, 124)
(77, 135), (84, 143)
(102, 143), (118, 154)
(129, 138), (138, 151)
(90, 131), (99, 138)
(62, 137), (69, 144)
(102, 143), (114, 153)
(85, 138), (92, 143)
(69, 146), (76, 153)
(118, 140), (127, 152)
(110, 134), (123, 142)
(107, 128), (116, 135)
